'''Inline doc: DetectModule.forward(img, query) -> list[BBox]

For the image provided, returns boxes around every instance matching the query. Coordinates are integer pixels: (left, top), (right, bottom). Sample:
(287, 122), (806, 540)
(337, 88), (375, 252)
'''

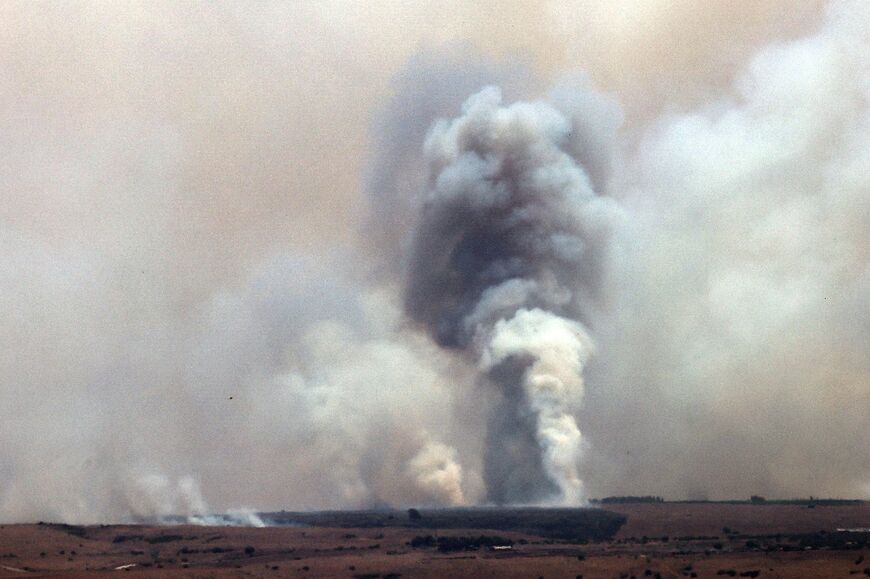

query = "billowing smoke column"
(403, 86), (620, 504)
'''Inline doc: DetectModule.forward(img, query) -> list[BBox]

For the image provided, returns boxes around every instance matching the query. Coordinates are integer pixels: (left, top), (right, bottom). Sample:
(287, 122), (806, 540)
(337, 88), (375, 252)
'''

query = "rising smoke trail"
(403, 86), (621, 504)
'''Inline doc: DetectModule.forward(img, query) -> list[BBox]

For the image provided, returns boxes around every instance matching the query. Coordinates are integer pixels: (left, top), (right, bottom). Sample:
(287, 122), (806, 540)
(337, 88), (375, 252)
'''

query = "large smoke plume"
(0, 0), (866, 523)
(402, 86), (619, 503)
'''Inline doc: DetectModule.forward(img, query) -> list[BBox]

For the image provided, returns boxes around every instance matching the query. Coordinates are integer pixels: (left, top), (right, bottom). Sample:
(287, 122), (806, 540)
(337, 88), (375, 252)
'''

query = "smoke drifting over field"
(0, 0), (867, 522)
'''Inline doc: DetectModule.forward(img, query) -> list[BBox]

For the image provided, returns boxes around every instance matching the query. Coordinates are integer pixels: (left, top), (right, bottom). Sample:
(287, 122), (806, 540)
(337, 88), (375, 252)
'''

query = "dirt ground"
(0, 504), (866, 578)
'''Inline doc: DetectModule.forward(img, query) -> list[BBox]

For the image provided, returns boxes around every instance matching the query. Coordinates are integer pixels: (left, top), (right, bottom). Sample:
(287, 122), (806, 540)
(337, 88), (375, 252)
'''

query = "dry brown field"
(0, 504), (866, 578)
(607, 503), (870, 538)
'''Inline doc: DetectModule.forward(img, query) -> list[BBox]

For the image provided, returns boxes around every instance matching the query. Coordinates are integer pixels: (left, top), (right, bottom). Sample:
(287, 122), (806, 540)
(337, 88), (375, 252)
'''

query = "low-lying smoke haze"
(0, 0), (867, 522)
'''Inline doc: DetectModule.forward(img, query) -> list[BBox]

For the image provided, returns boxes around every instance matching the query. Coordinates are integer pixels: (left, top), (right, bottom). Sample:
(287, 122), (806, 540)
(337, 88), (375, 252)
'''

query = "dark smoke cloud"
(401, 86), (622, 503)
(363, 49), (537, 276)
(403, 84), (620, 349)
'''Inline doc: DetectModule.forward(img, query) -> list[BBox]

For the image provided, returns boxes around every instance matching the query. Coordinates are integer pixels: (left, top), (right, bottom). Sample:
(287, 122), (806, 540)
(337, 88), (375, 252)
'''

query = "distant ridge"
(590, 496), (867, 506)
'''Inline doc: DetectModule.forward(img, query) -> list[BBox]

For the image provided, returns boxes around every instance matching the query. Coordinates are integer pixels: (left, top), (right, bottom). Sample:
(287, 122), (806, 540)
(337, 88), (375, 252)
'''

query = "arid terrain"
(0, 503), (867, 578)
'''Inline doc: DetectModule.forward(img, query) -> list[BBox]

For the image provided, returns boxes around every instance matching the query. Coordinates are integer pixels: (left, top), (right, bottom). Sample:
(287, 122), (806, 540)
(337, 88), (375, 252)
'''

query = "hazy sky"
(0, 0), (866, 522)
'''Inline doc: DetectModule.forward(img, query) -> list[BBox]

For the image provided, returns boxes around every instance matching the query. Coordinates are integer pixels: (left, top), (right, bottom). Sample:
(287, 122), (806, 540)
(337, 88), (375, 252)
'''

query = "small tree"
(408, 508), (422, 520)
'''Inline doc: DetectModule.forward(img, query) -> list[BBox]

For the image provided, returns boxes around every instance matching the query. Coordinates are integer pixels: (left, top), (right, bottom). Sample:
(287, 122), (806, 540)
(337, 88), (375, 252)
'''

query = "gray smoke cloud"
(401, 86), (621, 503)
(0, 0), (867, 524)
(0, 249), (479, 522)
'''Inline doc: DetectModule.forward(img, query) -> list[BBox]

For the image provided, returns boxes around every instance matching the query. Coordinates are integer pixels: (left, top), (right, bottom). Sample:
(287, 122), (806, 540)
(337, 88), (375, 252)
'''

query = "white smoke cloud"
(583, 0), (869, 499)
(124, 474), (208, 521)
(189, 509), (267, 528)
(482, 309), (595, 504)
(407, 439), (467, 506)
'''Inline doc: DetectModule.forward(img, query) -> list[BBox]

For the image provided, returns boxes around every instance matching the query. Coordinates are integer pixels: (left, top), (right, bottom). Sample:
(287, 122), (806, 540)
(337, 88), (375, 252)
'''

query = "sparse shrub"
(410, 535), (513, 553)
(410, 535), (435, 548)
(244, 546), (256, 556)
(147, 534), (183, 544)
